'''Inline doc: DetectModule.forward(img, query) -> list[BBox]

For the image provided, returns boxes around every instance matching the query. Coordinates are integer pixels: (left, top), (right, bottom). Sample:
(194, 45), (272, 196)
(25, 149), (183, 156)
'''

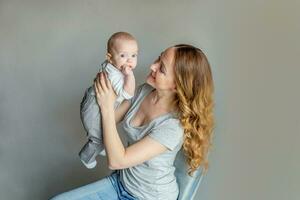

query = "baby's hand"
(122, 65), (134, 76)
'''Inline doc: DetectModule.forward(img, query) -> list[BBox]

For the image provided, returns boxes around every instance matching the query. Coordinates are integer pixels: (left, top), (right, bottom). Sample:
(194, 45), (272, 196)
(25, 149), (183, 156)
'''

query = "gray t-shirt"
(119, 83), (184, 200)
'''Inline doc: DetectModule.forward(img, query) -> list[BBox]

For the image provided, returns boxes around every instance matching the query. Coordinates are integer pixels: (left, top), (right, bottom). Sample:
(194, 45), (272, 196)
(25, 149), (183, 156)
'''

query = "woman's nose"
(150, 63), (157, 72)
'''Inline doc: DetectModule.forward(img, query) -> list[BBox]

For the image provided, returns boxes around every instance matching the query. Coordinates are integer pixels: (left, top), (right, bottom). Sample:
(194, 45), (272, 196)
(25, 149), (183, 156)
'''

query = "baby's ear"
(106, 53), (112, 62)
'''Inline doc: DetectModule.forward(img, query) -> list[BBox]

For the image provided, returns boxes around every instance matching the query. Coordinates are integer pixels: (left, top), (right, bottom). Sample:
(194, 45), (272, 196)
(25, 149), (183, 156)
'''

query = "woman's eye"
(159, 65), (164, 73)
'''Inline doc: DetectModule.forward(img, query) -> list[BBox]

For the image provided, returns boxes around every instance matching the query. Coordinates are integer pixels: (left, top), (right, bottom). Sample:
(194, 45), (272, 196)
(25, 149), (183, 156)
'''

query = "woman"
(51, 44), (214, 200)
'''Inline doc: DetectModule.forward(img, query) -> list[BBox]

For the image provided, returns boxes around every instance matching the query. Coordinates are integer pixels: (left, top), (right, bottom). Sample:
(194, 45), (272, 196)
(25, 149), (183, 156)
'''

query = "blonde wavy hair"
(172, 44), (215, 176)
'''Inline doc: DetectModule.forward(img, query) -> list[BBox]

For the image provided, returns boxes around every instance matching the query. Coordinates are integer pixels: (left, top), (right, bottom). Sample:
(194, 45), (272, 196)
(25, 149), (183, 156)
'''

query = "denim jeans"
(50, 171), (137, 200)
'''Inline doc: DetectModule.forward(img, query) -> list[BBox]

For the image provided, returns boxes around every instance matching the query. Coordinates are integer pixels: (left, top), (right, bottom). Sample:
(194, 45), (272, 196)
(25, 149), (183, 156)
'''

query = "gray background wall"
(0, 0), (299, 199)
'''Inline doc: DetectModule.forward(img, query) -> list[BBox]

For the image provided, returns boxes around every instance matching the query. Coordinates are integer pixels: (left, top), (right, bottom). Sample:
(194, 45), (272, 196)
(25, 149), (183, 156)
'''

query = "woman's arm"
(95, 72), (168, 169)
(115, 100), (131, 124)
(102, 108), (168, 170)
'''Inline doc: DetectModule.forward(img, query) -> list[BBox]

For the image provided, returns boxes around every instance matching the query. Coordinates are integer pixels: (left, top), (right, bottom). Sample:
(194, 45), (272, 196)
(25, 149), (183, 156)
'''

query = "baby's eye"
(132, 54), (137, 58)
(120, 54), (125, 58)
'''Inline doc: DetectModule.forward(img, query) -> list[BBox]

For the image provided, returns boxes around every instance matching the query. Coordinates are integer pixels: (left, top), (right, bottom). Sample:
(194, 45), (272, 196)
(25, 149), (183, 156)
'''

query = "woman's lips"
(147, 71), (155, 82)
(151, 73), (155, 79)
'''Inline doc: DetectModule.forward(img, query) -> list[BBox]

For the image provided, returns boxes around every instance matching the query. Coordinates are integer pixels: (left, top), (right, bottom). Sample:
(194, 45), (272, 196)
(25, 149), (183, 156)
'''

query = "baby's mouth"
(122, 64), (131, 70)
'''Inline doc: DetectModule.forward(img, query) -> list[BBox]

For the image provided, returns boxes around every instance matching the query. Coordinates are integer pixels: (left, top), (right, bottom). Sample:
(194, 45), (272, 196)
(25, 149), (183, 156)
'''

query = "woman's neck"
(150, 89), (176, 112)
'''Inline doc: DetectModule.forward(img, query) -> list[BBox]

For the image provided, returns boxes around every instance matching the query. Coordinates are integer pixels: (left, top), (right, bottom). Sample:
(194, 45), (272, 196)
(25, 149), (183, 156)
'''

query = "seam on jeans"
(118, 180), (136, 199)
(108, 172), (120, 196)
(116, 173), (138, 200)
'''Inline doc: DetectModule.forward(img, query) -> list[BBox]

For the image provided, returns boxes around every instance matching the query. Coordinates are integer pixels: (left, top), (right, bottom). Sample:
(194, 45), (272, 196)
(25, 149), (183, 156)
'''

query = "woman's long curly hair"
(172, 44), (215, 176)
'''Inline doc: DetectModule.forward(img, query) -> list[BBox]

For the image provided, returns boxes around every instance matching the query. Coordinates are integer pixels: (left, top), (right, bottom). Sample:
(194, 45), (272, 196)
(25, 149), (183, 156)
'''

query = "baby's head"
(106, 32), (138, 71)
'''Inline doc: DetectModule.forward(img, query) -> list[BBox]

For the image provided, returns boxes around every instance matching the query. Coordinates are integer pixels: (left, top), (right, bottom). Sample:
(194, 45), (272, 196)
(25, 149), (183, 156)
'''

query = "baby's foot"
(81, 159), (97, 169)
(79, 141), (101, 169)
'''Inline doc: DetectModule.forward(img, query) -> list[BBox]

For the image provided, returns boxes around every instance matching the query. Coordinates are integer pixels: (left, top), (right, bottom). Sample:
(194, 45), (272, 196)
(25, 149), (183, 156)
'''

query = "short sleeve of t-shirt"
(148, 118), (184, 151)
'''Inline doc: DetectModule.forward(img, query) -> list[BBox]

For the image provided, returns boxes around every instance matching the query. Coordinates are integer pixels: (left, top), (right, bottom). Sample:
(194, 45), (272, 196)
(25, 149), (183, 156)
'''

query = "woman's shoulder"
(149, 116), (184, 151)
(130, 83), (153, 103)
(155, 116), (183, 132)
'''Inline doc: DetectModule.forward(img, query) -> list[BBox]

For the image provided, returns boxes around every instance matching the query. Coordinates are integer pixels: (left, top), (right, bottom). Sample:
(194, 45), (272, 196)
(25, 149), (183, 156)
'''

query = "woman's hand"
(94, 72), (116, 112)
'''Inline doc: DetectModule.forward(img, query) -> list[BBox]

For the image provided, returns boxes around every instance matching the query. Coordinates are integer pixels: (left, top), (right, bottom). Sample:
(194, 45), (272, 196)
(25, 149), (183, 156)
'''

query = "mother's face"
(146, 47), (176, 91)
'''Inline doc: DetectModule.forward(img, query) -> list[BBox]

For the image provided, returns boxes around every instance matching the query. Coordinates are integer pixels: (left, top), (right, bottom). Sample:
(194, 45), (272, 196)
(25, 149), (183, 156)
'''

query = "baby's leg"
(79, 86), (106, 168)
(79, 140), (102, 168)
(80, 86), (102, 140)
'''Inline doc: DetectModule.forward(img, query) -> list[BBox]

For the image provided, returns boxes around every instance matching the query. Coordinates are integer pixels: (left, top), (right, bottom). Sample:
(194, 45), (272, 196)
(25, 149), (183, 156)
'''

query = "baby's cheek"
(116, 58), (126, 66)
(133, 59), (138, 67)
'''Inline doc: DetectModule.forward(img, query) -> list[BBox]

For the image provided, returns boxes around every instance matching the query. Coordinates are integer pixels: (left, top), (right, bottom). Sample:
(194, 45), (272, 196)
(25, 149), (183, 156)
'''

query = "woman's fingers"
(94, 73), (103, 95)
(99, 72), (107, 91)
(94, 72), (113, 96)
(94, 80), (99, 94)
(99, 73), (104, 89)
(93, 72), (116, 109)
(94, 79), (101, 95)
(103, 72), (112, 90)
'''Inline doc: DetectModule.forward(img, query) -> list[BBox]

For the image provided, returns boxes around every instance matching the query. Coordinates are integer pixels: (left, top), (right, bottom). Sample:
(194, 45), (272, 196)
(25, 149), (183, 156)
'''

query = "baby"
(79, 32), (138, 168)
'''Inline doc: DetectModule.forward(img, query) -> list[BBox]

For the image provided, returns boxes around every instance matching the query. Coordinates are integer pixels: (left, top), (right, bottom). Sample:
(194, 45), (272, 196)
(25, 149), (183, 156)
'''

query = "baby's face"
(108, 40), (138, 71)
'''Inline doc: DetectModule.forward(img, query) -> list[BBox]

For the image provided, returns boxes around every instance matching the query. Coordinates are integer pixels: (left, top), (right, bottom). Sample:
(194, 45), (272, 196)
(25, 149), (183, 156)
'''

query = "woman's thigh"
(50, 174), (118, 200)
(50, 171), (137, 200)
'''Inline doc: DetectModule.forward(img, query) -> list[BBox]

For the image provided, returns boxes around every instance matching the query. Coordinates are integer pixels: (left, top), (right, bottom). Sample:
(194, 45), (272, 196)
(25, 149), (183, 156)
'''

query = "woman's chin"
(146, 76), (155, 87)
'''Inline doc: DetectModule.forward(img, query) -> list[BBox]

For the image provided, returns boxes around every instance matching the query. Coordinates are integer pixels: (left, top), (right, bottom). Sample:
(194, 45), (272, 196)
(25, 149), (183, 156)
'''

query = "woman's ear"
(172, 84), (177, 92)
(106, 53), (112, 63)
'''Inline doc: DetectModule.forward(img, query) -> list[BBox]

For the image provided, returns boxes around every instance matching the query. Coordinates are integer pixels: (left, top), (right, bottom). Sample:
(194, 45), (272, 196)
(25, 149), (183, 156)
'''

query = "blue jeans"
(50, 171), (137, 200)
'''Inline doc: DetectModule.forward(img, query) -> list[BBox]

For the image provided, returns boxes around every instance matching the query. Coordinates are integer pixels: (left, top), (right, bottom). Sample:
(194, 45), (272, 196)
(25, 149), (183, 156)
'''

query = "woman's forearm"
(101, 108), (126, 169)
